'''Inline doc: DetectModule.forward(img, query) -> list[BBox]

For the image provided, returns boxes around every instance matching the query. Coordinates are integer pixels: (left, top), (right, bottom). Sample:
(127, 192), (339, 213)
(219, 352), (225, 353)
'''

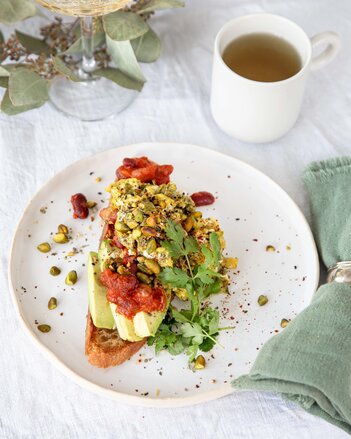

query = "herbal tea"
(222, 33), (302, 82)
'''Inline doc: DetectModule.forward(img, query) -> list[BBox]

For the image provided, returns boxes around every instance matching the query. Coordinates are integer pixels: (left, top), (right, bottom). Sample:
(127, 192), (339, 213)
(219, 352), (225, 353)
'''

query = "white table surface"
(1, 0), (350, 438)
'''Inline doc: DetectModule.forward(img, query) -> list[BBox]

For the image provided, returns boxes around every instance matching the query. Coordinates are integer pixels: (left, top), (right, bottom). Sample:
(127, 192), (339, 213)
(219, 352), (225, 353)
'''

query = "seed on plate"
(53, 233), (69, 244)
(95, 177), (101, 182)
(49, 266), (61, 276)
(86, 201), (97, 209)
(194, 355), (206, 370)
(280, 318), (290, 328)
(266, 245), (276, 252)
(38, 324), (51, 333)
(48, 297), (57, 310)
(65, 270), (77, 285)
(37, 242), (51, 253)
(58, 224), (69, 234)
(67, 251), (76, 257)
(258, 295), (268, 306)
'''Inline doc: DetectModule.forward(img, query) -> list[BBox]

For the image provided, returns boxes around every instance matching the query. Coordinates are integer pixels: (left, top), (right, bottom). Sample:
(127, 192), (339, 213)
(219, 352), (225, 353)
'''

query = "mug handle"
(310, 31), (341, 71)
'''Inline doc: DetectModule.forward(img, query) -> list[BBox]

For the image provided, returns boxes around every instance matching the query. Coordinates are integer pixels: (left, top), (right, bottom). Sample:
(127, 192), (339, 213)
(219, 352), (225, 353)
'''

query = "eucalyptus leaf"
(1, 89), (44, 115)
(9, 67), (49, 107)
(106, 35), (146, 84)
(131, 27), (161, 63)
(15, 31), (50, 55)
(137, 0), (184, 14)
(0, 0), (37, 25)
(103, 11), (148, 41)
(64, 32), (105, 55)
(52, 57), (80, 82)
(95, 68), (143, 92)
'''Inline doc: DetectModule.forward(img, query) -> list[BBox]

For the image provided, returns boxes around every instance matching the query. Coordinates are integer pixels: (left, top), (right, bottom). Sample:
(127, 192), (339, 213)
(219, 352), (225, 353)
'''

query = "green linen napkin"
(232, 157), (351, 435)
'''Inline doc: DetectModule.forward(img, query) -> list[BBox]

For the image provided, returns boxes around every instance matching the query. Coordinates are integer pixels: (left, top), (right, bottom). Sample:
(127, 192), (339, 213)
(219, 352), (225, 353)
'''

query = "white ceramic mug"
(210, 14), (341, 143)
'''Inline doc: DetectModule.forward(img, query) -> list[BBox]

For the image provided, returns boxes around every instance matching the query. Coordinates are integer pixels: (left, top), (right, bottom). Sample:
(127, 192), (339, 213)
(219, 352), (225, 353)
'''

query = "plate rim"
(8, 142), (320, 408)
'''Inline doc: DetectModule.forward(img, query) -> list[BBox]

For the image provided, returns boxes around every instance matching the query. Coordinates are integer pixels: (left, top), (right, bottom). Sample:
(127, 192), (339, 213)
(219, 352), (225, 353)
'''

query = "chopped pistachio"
(115, 222), (130, 232)
(48, 297), (57, 310)
(37, 242), (51, 253)
(194, 355), (206, 370)
(258, 295), (268, 306)
(144, 259), (161, 274)
(37, 324), (51, 333)
(53, 233), (69, 244)
(95, 177), (101, 182)
(141, 227), (157, 237)
(49, 266), (61, 276)
(58, 224), (69, 234)
(86, 201), (97, 209)
(146, 215), (156, 227)
(223, 257), (238, 269)
(146, 238), (157, 254)
(266, 245), (276, 252)
(65, 270), (77, 286)
(183, 215), (194, 232)
(137, 263), (153, 275)
(280, 318), (290, 328)
(137, 272), (152, 284)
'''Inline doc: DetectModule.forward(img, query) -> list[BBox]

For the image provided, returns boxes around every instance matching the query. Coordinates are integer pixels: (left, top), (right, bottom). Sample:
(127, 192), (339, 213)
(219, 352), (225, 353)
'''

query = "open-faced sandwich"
(85, 157), (237, 368)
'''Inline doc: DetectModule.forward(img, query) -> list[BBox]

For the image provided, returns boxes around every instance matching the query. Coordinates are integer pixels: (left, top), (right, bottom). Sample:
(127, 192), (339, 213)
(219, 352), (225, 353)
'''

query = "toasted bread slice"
(85, 310), (146, 368)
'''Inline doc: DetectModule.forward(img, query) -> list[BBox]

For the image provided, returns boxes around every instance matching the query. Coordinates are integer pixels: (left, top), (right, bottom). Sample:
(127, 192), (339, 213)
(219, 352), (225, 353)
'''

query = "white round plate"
(9, 143), (319, 407)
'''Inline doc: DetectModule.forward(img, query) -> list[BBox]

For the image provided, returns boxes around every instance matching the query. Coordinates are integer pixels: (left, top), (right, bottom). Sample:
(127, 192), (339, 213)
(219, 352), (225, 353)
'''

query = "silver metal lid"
(327, 261), (351, 284)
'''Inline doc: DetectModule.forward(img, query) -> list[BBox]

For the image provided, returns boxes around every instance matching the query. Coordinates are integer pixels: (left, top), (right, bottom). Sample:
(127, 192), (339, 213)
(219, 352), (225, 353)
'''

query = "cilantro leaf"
(199, 337), (216, 352)
(201, 244), (214, 268)
(172, 307), (191, 323)
(184, 236), (199, 254)
(186, 344), (199, 362)
(204, 280), (222, 297)
(167, 338), (185, 356)
(158, 267), (191, 288)
(210, 232), (221, 267)
(161, 240), (183, 260)
(181, 322), (204, 345)
(165, 219), (185, 243)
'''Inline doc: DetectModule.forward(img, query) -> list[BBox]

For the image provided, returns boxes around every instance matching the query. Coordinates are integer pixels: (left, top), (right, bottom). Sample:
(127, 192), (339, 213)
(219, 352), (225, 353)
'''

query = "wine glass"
(36, 0), (137, 121)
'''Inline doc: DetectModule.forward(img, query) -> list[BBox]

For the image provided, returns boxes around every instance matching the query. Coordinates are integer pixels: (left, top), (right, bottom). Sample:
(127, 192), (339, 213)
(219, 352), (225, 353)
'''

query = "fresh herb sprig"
(159, 219), (224, 319)
(149, 219), (228, 362)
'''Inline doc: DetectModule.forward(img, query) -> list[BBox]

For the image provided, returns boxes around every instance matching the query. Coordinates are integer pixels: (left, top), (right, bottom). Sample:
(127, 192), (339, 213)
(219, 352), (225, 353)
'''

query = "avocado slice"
(110, 303), (144, 342)
(98, 239), (116, 272)
(133, 292), (171, 337)
(88, 251), (115, 329)
(133, 310), (166, 338)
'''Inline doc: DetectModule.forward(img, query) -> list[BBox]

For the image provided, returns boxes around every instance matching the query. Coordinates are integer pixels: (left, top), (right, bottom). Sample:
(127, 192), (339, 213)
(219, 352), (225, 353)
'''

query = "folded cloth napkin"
(232, 157), (351, 435)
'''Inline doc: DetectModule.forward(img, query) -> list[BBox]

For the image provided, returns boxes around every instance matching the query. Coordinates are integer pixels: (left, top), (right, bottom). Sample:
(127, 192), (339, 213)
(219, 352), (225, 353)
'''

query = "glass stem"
(80, 16), (96, 76)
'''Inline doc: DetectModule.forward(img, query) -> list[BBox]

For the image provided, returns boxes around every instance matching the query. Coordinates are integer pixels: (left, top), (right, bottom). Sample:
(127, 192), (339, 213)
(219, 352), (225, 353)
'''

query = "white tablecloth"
(1, 1), (350, 438)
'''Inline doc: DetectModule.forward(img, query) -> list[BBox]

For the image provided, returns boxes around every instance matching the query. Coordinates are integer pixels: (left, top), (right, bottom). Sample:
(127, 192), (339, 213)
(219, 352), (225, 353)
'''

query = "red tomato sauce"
(116, 156), (173, 185)
(100, 269), (167, 319)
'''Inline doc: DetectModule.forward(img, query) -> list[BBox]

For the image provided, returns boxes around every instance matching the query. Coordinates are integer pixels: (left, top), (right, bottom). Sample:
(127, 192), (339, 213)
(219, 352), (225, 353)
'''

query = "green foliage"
(137, 0), (185, 14)
(15, 31), (50, 55)
(149, 220), (228, 361)
(106, 35), (146, 84)
(148, 306), (221, 362)
(0, 0), (36, 25)
(94, 67), (144, 91)
(131, 27), (161, 63)
(8, 67), (49, 106)
(52, 57), (80, 82)
(103, 11), (148, 41)
(0, 0), (184, 115)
